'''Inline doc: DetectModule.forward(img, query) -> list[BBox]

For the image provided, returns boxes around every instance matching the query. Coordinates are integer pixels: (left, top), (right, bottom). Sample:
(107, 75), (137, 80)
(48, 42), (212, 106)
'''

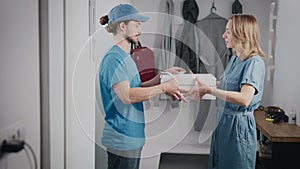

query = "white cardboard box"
(160, 73), (216, 100)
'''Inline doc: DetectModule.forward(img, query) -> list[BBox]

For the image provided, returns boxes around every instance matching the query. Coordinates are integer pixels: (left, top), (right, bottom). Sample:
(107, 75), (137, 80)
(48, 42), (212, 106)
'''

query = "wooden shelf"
(254, 110), (300, 142)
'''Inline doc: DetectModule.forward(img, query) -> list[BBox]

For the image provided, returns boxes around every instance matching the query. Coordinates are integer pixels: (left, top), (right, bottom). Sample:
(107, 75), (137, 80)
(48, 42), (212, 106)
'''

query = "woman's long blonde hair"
(230, 14), (265, 60)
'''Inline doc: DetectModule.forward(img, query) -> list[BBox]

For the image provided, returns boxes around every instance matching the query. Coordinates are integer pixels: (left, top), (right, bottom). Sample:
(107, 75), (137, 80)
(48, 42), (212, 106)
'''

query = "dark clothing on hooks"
(232, 0), (243, 14)
(175, 22), (199, 73)
(174, 0), (200, 73)
(182, 0), (199, 24)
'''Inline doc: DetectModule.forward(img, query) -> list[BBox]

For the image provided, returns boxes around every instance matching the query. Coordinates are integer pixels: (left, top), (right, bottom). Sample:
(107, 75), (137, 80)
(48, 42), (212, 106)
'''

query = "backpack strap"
(130, 41), (142, 54)
(131, 41), (142, 50)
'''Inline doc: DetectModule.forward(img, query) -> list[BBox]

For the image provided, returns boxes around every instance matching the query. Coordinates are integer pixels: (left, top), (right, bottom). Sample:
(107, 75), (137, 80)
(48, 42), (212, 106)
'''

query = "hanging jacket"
(194, 12), (231, 79)
(157, 0), (176, 72)
(232, 0), (243, 14)
(174, 0), (200, 73)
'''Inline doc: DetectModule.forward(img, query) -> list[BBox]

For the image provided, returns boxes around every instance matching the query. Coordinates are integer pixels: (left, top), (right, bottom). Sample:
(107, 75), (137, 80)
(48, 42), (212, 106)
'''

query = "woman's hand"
(185, 77), (210, 100)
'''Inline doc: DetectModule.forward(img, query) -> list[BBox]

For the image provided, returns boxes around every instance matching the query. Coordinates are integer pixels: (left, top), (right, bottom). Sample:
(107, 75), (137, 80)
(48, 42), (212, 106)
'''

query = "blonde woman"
(191, 14), (265, 169)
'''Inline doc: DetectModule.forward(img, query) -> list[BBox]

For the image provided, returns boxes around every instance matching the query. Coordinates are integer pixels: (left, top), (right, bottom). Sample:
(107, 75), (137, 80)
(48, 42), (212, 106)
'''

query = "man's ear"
(119, 22), (127, 32)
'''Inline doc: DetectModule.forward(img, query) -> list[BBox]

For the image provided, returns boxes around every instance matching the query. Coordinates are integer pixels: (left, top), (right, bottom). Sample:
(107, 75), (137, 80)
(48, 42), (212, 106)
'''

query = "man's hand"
(162, 77), (187, 102)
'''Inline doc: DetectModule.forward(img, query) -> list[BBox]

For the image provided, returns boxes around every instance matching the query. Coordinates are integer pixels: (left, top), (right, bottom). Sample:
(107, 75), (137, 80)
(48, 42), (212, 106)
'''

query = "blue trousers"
(107, 148), (142, 169)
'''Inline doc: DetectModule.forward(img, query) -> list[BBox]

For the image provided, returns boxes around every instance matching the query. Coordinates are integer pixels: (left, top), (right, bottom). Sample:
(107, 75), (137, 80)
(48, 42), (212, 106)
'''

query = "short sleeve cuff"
(241, 79), (259, 95)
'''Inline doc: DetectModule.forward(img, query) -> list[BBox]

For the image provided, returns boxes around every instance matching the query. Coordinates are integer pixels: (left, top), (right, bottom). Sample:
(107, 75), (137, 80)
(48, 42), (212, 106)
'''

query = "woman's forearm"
(208, 85), (255, 107)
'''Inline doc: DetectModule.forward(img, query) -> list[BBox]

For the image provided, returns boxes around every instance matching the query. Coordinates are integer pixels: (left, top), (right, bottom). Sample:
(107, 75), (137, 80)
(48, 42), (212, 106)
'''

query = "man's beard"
(126, 36), (136, 44)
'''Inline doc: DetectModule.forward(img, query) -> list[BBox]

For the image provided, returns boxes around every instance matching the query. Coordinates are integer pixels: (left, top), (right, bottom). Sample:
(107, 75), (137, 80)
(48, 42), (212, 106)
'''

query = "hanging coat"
(232, 0), (243, 14)
(174, 0), (200, 73)
(157, 0), (176, 72)
(194, 12), (231, 79)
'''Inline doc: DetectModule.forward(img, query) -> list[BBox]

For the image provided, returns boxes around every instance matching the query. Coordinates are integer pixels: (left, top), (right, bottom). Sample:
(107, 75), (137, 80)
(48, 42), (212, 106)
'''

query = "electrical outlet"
(14, 124), (25, 141)
(0, 123), (25, 146)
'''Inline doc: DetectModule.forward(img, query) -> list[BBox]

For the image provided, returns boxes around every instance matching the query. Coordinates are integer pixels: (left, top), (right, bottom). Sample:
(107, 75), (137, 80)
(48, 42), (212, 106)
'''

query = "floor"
(159, 154), (209, 169)
(255, 154), (272, 169)
(158, 152), (272, 169)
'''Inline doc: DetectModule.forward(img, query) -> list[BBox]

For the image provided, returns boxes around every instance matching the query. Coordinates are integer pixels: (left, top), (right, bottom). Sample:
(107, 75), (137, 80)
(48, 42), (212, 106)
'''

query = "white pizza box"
(160, 73), (216, 100)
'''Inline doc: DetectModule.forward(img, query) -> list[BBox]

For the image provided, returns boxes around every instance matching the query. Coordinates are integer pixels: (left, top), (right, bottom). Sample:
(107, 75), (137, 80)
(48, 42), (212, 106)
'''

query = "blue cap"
(108, 4), (149, 24)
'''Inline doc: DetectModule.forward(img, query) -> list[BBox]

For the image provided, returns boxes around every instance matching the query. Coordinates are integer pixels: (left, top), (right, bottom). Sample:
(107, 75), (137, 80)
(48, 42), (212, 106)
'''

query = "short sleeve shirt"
(99, 45), (145, 150)
(218, 55), (265, 113)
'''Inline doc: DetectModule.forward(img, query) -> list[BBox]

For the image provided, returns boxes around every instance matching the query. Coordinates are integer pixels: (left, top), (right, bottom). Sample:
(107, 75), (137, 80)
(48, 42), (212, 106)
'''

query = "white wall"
(48, 0), (65, 169)
(273, 0), (300, 115)
(0, 0), (40, 169)
(65, 0), (95, 169)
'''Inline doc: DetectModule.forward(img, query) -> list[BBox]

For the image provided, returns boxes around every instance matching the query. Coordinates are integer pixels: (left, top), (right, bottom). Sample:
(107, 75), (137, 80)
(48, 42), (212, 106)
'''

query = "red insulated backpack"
(130, 41), (157, 82)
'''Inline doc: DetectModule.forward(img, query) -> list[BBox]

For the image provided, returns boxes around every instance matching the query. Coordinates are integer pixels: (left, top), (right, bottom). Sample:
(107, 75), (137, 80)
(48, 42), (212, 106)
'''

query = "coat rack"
(210, 0), (217, 13)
